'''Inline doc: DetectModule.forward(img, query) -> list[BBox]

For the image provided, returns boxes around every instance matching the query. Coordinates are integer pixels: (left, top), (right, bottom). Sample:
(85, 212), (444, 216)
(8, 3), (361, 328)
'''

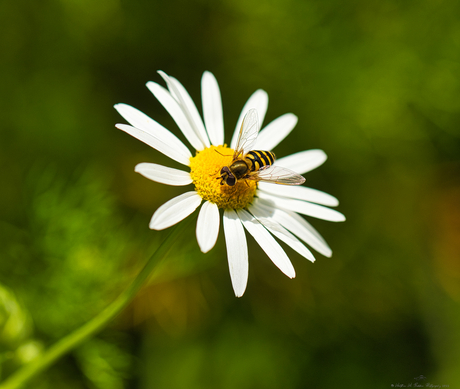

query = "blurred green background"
(1, 0), (460, 388)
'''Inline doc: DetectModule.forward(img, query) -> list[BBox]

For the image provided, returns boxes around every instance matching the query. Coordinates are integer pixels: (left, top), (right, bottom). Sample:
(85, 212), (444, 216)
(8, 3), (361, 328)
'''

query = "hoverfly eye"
(227, 176), (236, 186)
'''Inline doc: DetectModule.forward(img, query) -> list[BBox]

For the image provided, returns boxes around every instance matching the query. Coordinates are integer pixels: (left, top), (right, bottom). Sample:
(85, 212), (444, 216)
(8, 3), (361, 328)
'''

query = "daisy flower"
(115, 71), (345, 297)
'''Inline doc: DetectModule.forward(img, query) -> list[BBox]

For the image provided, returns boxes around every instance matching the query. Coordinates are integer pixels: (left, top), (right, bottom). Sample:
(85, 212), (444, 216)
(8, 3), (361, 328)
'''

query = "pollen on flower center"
(189, 145), (257, 209)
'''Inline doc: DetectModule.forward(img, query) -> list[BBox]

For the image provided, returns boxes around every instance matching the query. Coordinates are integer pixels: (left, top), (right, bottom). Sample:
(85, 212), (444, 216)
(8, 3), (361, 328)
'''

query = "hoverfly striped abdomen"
(245, 150), (276, 172)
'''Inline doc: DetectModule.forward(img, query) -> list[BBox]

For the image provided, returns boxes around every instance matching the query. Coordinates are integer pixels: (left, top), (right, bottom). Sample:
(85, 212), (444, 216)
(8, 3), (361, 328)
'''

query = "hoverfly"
(218, 108), (306, 186)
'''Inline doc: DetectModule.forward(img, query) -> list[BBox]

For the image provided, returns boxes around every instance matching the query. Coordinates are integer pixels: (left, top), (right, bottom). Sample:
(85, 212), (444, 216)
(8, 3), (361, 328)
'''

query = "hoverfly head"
(219, 166), (236, 186)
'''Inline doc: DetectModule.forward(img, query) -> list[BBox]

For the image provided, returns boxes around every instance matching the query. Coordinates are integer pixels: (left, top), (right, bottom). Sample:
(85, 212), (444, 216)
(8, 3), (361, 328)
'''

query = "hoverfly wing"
(233, 109), (260, 159)
(248, 165), (306, 185)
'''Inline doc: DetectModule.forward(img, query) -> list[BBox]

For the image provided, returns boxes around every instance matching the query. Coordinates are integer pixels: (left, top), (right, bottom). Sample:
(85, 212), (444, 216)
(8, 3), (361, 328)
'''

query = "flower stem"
(0, 218), (191, 389)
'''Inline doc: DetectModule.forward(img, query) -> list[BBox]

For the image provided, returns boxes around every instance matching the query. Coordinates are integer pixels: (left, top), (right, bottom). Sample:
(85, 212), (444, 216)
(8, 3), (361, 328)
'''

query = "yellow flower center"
(189, 145), (257, 210)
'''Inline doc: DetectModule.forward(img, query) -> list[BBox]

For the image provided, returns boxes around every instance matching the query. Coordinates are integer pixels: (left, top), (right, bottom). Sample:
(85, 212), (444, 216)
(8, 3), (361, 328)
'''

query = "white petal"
(116, 124), (191, 166)
(252, 198), (332, 257)
(257, 192), (345, 222)
(254, 113), (298, 151)
(114, 103), (192, 163)
(115, 104), (190, 152)
(134, 163), (192, 186)
(149, 191), (202, 230)
(280, 211), (332, 257)
(223, 209), (248, 297)
(249, 205), (315, 262)
(158, 71), (210, 148)
(196, 201), (220, 253)
(276, 149), (327, 174)
(258, 182), (339, 206)
(231, 90), (269, 149)
(201, 71), (224, 146)
(237, 209), (295, 278)
(146, 82), (205, 151)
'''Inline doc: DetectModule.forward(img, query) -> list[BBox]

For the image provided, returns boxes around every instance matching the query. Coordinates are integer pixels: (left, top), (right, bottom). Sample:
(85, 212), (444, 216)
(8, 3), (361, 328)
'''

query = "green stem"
(0, 218), (191, 389)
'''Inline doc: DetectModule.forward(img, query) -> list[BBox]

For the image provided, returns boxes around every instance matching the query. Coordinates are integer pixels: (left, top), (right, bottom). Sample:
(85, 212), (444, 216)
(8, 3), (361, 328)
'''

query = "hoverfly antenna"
(214, 149), (232, 157)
